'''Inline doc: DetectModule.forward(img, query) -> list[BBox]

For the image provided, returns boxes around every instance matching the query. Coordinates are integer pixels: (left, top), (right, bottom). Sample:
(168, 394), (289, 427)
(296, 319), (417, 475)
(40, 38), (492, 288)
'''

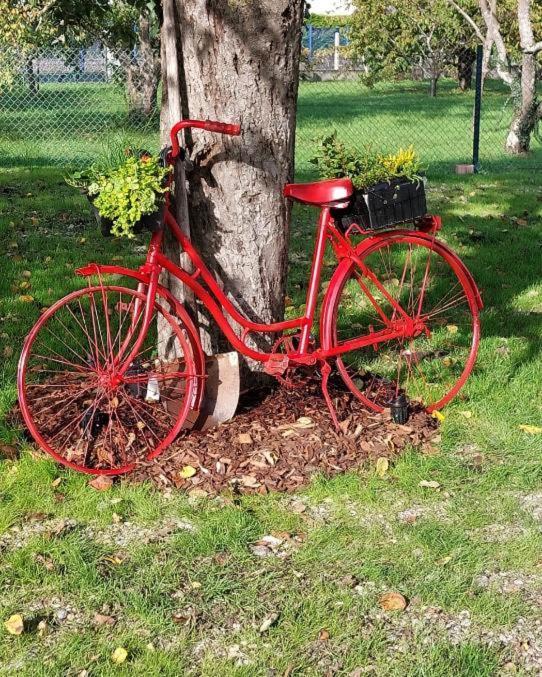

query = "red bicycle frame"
(76, 119), (482, 379)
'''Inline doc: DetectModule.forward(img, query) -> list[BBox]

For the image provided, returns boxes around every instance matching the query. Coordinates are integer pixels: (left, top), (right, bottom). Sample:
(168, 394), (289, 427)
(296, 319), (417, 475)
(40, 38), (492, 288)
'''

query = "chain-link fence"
(1, 39), (540, 177)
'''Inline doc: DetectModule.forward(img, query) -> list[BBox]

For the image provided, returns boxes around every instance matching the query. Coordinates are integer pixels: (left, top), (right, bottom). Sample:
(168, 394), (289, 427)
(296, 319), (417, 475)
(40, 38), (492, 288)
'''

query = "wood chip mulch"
(129, 378), (440, 495)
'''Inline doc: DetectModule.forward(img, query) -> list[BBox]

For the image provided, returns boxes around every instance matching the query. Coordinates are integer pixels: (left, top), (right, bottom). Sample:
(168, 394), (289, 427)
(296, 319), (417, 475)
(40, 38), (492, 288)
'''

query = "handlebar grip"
(203, 120), (241, 136)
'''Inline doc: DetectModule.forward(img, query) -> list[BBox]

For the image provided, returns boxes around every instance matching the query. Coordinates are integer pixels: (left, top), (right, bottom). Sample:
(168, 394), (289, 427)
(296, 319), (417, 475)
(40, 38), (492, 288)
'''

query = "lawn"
(1, 81), (542, 675)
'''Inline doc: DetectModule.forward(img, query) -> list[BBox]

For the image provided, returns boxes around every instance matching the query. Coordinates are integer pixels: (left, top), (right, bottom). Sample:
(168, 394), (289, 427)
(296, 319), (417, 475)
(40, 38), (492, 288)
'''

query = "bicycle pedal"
(264, 354), (289, 376)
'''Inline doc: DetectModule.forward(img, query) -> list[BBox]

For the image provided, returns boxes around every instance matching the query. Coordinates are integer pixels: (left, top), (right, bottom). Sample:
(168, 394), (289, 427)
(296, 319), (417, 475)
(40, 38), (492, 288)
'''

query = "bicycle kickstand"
(320, 360), (341, 431)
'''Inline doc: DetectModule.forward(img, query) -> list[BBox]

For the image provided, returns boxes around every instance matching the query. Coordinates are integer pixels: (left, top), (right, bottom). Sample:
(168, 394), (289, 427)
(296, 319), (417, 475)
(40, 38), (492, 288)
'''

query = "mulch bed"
(129, 378), (440, 495)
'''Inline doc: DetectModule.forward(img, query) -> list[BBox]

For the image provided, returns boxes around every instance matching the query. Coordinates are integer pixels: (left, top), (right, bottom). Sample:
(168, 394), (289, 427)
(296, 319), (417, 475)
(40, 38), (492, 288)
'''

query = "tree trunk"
(160, 0), (304, 386)
(429, 74), (439, 97)
(25, 57), (38, 96)
(125, 14), (160, 118)
(456, 47), (475, 91)
(505, 51), (539, 154)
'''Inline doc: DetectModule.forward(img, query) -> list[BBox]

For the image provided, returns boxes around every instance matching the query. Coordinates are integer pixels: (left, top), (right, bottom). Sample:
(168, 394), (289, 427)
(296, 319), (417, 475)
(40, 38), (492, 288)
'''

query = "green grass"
(1, 82), (542, 674)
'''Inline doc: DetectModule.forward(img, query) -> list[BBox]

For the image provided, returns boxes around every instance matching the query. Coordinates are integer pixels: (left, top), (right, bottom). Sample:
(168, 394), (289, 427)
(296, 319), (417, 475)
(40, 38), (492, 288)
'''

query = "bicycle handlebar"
(170, 118), (241, 159)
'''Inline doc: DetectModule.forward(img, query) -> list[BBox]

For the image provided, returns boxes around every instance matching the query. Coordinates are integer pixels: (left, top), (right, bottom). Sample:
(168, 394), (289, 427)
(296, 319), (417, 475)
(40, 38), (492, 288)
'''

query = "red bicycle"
(18, 119), (482, 475)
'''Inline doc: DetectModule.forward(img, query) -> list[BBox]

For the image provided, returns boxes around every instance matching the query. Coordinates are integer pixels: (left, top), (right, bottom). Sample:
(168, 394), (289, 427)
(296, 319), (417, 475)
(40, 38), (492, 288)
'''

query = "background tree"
(160, 0), (305, 383)
(349, 0), (479, 96)
(449, 0), (542, 153)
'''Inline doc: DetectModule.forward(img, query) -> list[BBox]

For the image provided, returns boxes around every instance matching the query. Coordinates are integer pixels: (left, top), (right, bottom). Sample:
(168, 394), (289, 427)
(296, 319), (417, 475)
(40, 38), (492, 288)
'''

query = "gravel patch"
(519, 493), (542, 524)
(469, 523), (529, 543)
(0, 515), (195, 553)
(473, 570), (542, 606)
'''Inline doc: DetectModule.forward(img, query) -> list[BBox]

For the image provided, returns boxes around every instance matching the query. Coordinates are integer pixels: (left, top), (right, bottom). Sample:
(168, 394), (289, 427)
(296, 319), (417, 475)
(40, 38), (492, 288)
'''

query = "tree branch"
(447, 0), (485, 43)
(525, 41), (542, 54)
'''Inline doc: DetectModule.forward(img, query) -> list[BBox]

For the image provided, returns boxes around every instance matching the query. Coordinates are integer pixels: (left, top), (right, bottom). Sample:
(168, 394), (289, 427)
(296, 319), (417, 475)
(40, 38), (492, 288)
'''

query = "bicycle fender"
(75, 263), (206, 409)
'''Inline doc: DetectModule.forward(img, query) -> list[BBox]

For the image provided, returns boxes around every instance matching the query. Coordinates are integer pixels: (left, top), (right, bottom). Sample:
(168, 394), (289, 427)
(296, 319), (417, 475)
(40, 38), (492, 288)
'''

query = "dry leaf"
(89, 476), (113, 491)
(188, 488), (208, 499)
(178, 465), (197, 479)
(0, 443), (18, 460)
(446, 325), (459, 334)
(4, 614), (24, 635)
(94, 613), (116, 626)
(238, 433), (253, 444)
(2, 346), (13, 358)
(111, 647), (128, 664)
(318, 629), (330, 641)
(379, 592), (407, 611)
(459, 410), (473, 419)
(294, 416), (314, 429)
(136, 421), (145, 430)
(419, 479), (441, 489)
(519, 424), (542, 435)
(290, 500), (306, 514)
(18, 295), (34, 303)
(436, 555), (452, 566)
(259, 612), (279, 633)
(22, 270), (31, 278)
(37, 620), (48, 637)
(375, 456), (389, 478)
(51, 477), (62, 488)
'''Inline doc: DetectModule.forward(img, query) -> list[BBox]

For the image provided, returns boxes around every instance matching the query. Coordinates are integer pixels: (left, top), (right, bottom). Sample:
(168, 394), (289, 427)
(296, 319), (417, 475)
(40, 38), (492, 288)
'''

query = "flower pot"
(84, 191), (114, 237)
(332, 177), (427, 232)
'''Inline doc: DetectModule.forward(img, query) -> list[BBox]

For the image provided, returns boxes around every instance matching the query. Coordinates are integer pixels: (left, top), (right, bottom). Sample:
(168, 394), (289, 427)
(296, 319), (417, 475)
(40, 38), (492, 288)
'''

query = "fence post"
(472, 44), (483, 172)
(308, 23), (313, 62)
(334, 30), (340, 71)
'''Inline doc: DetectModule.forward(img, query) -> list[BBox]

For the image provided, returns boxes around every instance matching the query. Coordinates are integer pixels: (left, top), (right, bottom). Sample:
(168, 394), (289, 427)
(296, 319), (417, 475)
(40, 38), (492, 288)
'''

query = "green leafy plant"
(67, 145), (171, 238)
(310, 133), (424, 188)
(88, 155), (171, 238)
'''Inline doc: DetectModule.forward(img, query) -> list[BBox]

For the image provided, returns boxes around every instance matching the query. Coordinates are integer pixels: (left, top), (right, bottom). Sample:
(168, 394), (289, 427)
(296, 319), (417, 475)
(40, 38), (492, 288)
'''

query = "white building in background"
(309, 0), (354, 14)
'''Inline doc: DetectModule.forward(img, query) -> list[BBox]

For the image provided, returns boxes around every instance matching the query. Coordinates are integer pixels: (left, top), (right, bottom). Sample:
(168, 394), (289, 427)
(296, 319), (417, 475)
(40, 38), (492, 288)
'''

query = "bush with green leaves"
(310, 132), (424, 188)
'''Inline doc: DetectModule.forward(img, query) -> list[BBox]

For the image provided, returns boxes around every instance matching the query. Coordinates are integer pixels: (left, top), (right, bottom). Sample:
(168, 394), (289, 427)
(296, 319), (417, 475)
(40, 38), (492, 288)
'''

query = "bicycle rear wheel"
(326, 235), (480, 412)
(18, 285), (197, 474)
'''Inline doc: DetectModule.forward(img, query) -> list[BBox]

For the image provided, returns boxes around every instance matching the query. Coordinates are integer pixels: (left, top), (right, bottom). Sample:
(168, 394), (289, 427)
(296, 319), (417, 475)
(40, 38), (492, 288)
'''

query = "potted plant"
(67, 147), (171, 238)
(311, 133), (427, 231)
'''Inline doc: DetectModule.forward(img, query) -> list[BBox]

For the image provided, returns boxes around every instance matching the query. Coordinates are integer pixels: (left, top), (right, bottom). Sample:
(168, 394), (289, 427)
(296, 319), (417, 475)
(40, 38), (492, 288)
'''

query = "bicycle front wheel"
(18, 285), (197, 475)
(326, 235), (480, 412)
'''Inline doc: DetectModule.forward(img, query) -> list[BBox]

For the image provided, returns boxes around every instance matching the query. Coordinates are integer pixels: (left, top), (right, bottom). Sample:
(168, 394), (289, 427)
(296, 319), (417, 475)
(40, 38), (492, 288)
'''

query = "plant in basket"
(311, 133), (427, 231)
(67, 146), (171, 238)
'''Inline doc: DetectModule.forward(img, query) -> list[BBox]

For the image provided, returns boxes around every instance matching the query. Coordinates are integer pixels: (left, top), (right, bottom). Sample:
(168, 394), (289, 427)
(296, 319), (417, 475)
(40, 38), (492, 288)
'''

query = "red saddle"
(283, 178), (354, 206)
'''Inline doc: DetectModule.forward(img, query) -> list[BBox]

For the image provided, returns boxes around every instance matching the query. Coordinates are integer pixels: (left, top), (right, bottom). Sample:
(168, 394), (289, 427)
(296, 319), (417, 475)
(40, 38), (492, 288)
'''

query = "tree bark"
(25, 57), (38, 96)
(429, 74), (439, 97)
(159, 0), (304, 385)
(505, 0), (542, 154)
(456, 47), (475, 91)
(124, 13), (160, 118)
(505, 51), (539, 153)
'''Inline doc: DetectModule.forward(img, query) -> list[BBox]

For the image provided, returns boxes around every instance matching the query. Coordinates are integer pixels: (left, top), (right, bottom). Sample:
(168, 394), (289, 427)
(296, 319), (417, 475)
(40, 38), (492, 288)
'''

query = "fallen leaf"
(459, 410), (473, 419)
(22, 270), (31, 278)
(18, 295), (34, 303)
(431, 410), (445, 423)
(318, 629), (330, 641)
(446, 324), (459, 334)
(178, 465), (197, 479)
(188, 488), (208, 499)
(237, 433), (253, 444)
(89, 476), (113, 491)
(379, 592), (407, 611)
(51, 477), (62, 488)
(2, 346), (13, 358)
(37, 620), (48, 637)
(436, 555), (452, 566)
(519, 424), (542, 435)
(290, 500), (307, 514)
(294, 416), (314, 429)
(375, 456), (389, 478)
(259, 612), (280, 633)
(93, 613), (116, 626)
(111, 647), (127, 664)
(0, 443), (18, 460)
(136, 421), (145, 430)
(4, 614), (24, 635)
(419, 480), (441, 489)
